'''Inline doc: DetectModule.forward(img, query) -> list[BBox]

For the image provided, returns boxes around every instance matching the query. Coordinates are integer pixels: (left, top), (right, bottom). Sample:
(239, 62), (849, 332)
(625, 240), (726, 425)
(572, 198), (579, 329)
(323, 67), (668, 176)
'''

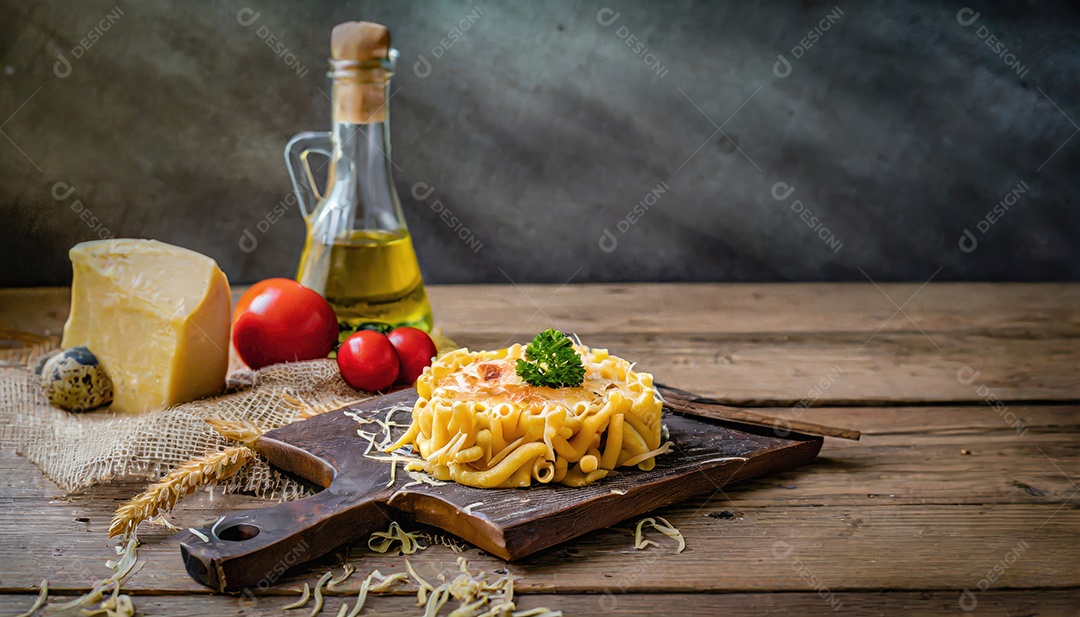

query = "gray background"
(1, 0), (1077, 286)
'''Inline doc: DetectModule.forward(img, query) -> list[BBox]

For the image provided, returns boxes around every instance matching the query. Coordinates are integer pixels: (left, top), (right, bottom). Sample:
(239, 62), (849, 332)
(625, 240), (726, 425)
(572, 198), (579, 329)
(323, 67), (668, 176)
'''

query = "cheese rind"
(61, 239), (231, 413)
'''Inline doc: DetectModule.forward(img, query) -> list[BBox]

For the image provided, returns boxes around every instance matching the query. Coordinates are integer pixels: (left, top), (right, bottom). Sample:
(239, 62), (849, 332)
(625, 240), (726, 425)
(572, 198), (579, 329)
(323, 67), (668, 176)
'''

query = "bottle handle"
(284, 132), (333, 219)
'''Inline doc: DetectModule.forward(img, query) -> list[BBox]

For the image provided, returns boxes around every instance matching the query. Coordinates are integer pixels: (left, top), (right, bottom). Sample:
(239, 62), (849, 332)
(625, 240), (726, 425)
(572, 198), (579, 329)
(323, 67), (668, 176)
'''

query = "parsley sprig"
(515, 329), (586, 388)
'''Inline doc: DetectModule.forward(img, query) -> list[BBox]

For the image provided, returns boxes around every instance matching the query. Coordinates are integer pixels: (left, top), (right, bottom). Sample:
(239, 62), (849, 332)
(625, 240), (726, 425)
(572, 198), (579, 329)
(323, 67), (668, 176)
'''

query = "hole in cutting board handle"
(218, 524), (261, 541)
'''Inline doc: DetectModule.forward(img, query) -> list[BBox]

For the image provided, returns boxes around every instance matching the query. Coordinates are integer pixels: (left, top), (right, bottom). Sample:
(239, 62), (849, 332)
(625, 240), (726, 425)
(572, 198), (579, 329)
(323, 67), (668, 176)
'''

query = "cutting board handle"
(179, 479), (389, 592)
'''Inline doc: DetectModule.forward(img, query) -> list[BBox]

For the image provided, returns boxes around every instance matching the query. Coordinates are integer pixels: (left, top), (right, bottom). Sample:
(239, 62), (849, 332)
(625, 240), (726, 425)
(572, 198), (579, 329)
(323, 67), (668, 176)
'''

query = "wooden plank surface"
(2, 590), (1078, 617)
(2, 284), (1078, 403)
(0, 404), (1075, 593)
(1, 283), (1078, 615)
(6, 283), (1078, 338)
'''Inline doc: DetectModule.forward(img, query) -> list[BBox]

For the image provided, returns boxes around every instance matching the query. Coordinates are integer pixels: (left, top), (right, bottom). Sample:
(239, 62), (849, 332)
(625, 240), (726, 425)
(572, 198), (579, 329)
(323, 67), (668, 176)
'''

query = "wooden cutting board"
(180, 387), (823, 592)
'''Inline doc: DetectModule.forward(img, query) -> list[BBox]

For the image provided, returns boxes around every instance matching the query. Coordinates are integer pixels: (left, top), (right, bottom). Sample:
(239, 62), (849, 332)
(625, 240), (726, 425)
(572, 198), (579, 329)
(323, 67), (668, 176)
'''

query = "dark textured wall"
(1, 0), (1077, 286)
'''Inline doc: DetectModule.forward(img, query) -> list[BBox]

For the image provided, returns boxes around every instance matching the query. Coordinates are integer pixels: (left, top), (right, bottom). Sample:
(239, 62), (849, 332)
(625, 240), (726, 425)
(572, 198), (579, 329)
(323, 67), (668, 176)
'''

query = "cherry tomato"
(387, 327), (438, 385)
(232, 278), (338, 370)
(337, 330), (400, 392)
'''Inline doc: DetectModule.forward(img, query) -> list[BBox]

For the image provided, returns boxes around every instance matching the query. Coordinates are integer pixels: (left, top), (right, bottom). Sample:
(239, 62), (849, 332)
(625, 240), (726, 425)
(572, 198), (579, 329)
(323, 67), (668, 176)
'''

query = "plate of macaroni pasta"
(388, 331), (671, 489)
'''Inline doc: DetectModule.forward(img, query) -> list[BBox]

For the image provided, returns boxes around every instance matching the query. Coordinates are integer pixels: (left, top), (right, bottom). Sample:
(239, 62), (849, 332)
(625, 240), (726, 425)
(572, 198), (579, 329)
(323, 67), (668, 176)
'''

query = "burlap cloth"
(0, 331), (371, 500)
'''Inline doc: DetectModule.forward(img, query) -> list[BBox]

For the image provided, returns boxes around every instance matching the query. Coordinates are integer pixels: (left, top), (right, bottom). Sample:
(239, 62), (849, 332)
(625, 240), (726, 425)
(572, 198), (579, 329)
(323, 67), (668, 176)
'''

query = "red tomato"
(388, 327), (438, 385)
(232, 279), (282, 325)
(232, 279), (338, 370)
(337, 331), (400, 392)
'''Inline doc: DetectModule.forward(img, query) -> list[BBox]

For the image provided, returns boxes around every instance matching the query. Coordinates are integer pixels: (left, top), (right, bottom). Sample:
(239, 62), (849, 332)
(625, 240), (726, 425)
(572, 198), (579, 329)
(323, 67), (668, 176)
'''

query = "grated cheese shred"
(282, 582), (311, 610)
(632, 516), (686, 553)
(52, 535), (142, 614)
(369, 521), (426, 555)
(277, 557), (560, 617)
(406, 558), (434, 606)
(309, 570), (333, 617)
(327, 564), (356, 590)
(621, 441), (675, 468)
(13, 579), (47, 617)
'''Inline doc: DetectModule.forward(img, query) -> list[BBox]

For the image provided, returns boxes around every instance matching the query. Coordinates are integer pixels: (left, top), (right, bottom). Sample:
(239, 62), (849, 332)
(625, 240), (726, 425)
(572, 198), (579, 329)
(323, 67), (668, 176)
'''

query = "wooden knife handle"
(179, 480), (390, 592)
(659, 385), (861, 440)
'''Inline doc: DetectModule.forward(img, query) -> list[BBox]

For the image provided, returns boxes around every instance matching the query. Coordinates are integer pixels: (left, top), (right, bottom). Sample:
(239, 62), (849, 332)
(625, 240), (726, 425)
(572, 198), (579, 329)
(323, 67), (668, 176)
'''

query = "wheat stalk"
(205, 418), (264, 448)
(108, 446), (255, 538)
(109, 390), (367, 539)
(282, 392), (369, 420)
(207, 393), (366, 447)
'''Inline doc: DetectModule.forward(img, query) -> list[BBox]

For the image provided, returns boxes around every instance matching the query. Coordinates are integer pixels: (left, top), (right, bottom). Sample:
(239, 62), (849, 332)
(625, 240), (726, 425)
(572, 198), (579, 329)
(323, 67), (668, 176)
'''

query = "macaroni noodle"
(387, 343), (665, 488)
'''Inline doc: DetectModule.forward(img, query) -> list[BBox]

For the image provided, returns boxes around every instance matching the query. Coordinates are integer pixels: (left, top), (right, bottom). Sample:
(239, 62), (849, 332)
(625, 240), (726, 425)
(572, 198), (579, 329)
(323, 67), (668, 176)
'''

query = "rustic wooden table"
(0, 284), (1077, 616)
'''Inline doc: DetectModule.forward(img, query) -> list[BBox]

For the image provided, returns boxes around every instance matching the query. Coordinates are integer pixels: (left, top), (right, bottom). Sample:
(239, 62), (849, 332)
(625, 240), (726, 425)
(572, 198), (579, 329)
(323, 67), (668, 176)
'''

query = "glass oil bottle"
(285, 21), (433, 331)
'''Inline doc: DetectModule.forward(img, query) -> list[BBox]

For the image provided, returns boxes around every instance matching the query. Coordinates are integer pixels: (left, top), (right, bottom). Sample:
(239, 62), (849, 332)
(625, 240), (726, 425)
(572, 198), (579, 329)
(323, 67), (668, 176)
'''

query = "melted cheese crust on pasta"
(387, 343), (664, 488)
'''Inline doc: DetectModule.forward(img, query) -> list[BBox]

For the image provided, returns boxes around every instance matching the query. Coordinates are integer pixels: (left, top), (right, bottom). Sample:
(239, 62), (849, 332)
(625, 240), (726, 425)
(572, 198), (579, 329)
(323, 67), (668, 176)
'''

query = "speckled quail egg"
(39, 346), (113, 412)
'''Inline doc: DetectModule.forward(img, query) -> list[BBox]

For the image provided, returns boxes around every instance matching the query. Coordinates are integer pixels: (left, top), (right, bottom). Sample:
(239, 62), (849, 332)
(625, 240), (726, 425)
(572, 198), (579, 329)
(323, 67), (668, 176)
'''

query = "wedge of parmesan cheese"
(61, 239), (231, 413)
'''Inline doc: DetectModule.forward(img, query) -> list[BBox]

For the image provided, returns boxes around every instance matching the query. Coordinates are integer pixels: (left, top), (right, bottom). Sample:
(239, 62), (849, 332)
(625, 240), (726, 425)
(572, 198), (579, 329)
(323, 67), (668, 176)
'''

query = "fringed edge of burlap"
(1, 353), (370, 504)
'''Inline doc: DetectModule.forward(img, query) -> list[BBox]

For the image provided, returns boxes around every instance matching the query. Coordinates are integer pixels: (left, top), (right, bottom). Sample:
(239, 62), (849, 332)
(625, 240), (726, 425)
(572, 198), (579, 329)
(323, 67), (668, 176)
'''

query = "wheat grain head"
(108, 446), (255, 538)
(205, 418), (264, 448)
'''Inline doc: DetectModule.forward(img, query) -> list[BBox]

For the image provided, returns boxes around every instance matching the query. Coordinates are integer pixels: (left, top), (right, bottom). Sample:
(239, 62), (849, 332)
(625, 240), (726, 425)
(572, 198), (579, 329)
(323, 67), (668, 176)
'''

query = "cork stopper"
(331, 21), (391, 62)
(330, 21), (392, 124)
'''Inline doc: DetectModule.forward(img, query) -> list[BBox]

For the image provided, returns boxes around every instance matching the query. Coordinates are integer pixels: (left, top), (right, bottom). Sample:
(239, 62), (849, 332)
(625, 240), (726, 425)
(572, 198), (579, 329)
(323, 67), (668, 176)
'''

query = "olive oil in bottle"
(313, 230), (433, 330)
(286, 22), (435, 331)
